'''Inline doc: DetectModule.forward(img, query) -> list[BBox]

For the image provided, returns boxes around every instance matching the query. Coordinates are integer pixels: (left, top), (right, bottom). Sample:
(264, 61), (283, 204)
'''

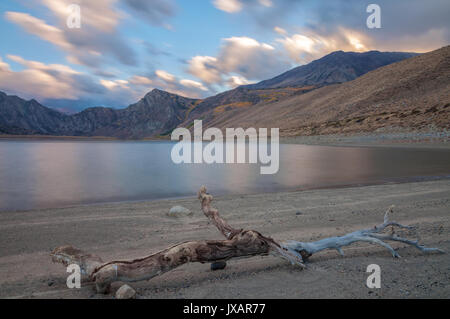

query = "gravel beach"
(0, 179), (448, 299)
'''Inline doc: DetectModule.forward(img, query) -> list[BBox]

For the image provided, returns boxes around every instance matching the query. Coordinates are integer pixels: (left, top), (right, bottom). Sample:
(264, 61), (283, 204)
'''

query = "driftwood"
(282, 206), (444, 260)
(51, 186), (443, 294)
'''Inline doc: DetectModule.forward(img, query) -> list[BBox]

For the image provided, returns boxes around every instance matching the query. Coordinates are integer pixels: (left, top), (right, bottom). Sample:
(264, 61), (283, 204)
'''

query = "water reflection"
(0, 140), (449, 211)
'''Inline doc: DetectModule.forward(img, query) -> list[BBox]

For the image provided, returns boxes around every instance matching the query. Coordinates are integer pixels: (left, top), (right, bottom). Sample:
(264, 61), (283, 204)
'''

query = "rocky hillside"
(182, 51), (418, 125)
(198, 45), (450, 136)
(243, 51), (418, 90)
(0, 92), (67, 135)
(0, 89), (198, 138)
(67, 89), (197, 138)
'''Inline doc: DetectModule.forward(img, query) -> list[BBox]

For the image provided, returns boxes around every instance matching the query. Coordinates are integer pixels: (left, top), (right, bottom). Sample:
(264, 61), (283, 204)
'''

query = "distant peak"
(327, 50), (345, 56)
(317, 50), (351, 61)
(145, 88), (171, 98)
(152, 88), (173, 94)
(144, 88), (193, 100)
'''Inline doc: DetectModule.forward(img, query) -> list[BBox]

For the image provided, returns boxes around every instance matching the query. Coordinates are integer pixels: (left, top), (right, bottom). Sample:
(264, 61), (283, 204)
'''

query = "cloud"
(187, 36), (290, 87)
(299, 0), (450, 53)
(5, 0), (180, 69)
(155, 70), (176, 83)
(152, 70), (210, 97)
(213, 0), (243, 13)
(179, 79), (208, 91)
(274, 26), (287, 36)
(213, 0), (273, 13)
(5, 0), (137, 68)
(5, 12), (71, 50)
(0, 55), (106, 101)
(102, 70), (212, 100)
(187, 56), (222, 84)
(122, 0), (176, 28)
(100, 79), (129, 90)
(269, 0), (449, 64)
(213, 0), (302, 30)
(4, 0), (449, 112)
(373, 28), (449, 53)
(0, 55), (155, 111)
(43, 0), (121, 31)
(226, 75), (252, 88)
(0, 58), (10, 72)
(276, 27), (371, 64)
(0, 52), (209, 113)
(129, 75), (153, 86)
(216, 37), (288, 79)
(142, 41), (171, 57)
(215, 0), (449, 51)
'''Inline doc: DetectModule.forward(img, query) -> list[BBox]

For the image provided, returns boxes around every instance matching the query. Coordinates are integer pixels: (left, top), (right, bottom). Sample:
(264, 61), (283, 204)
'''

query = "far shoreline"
(1, 129), (449, 148)
(2, 174), (450, 214)
(0, 134), (169, 142)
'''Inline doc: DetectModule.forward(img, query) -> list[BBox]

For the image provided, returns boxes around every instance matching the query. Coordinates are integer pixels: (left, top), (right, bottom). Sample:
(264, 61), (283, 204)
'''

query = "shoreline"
(280, 130), (450, 149)
(0, 179), (448, 298)
(0, 135), (168, 142)
(1, 174), (450, 214)
(1, 130), (449, 148)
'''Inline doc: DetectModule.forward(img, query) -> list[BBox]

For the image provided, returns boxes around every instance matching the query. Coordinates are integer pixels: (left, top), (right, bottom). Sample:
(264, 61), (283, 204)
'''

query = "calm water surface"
(1, 140), (450, 211)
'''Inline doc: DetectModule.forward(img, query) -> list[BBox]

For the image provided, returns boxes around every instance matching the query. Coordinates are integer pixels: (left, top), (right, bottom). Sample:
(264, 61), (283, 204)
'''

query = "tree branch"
(282, 206), (444, 260)
(51, 186), (304, 293)
(198, 186), (241, 240)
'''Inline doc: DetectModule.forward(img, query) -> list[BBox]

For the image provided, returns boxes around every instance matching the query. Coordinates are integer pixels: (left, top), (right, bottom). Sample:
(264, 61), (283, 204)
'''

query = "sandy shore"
(0, 179), (449, 299)
(2, 129), (450, 148)
(281, 130), (450, 148)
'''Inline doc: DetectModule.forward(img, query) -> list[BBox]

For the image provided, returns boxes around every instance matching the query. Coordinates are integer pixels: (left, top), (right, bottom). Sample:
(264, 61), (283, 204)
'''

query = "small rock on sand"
(167, 206), (193, 217)
(115, 284), (136, 299)
(211, 261), (227, 271)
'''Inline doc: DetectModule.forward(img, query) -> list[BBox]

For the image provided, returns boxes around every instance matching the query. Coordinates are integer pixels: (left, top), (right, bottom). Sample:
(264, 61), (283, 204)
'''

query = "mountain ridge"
(0, 88), (198, 138)
(242, 50), (419, 90)
(198, 45), (450, 135)
(1, 48), (439, 139)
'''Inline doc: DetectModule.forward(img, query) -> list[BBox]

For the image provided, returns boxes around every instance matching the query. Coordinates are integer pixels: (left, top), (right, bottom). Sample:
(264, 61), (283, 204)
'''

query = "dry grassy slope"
(201, 45), (450, 136)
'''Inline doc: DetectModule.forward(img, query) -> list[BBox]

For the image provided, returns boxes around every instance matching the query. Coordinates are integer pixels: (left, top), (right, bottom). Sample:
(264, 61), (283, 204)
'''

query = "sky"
(0, 0), (449, 113)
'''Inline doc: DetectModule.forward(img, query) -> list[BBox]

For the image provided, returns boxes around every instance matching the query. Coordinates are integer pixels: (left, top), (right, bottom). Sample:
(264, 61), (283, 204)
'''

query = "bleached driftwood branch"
(51, 186), (304, 293)
(51, 188), (443, 295)
(282, 206), (444, 260)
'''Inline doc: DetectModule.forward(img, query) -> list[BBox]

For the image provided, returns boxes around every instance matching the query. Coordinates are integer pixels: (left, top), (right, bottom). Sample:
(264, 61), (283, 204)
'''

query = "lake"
(0, 140), (450, 211)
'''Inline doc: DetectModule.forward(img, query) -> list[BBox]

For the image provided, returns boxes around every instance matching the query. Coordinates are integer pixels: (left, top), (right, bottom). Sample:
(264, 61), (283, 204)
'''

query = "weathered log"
(197, 186), (305, 265)
(51, 186), (304, 293)
(51, 188), (443, 295)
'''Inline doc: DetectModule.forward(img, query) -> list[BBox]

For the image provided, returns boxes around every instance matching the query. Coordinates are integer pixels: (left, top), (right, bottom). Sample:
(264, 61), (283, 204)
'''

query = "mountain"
(243, 51), (419, 90)
(0, 89), (198, 138)
(66, 89), (197, 138)
(0, 49), (434, 138)
(182, 50), (419, 124)
(197, 45), (450, 135)
(0, 92), (67, 135)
